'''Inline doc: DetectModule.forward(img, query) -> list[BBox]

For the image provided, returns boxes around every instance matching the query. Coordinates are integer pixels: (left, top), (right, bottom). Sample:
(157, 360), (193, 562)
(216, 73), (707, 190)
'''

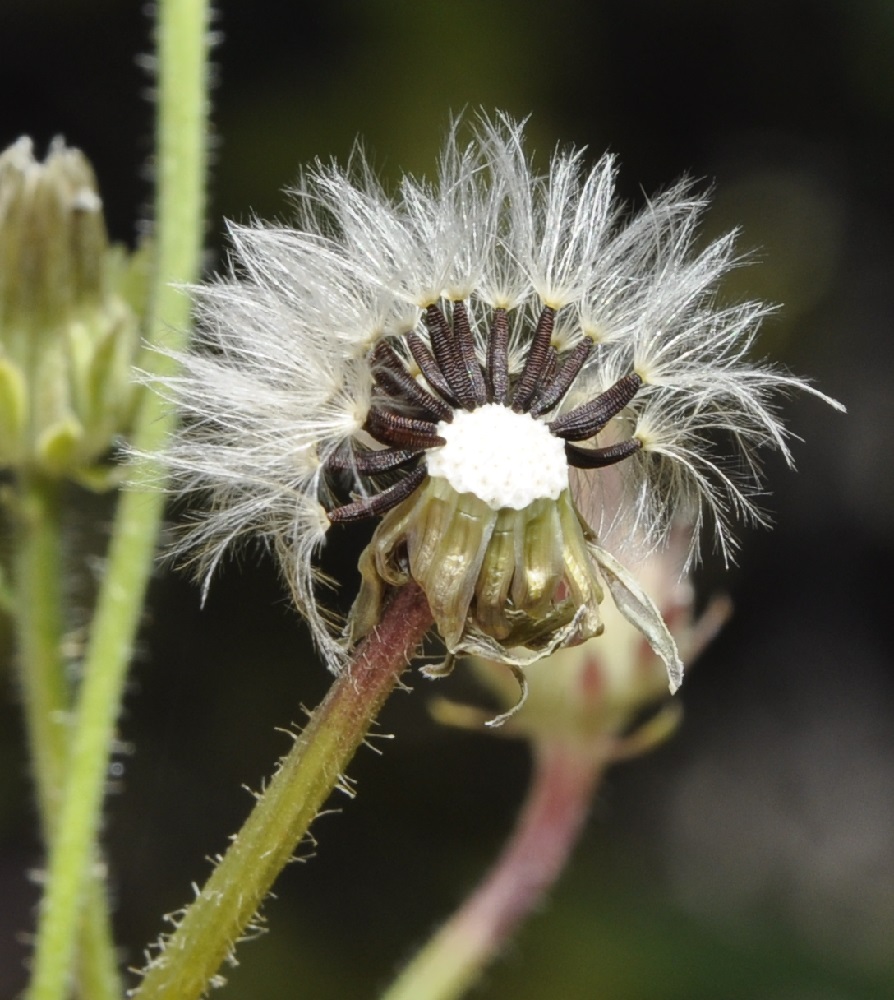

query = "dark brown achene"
(322, 301), (642, 524)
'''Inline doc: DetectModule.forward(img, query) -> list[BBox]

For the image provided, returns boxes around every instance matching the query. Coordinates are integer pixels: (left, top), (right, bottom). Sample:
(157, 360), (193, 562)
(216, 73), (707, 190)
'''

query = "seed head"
(161, 113), (842, 688)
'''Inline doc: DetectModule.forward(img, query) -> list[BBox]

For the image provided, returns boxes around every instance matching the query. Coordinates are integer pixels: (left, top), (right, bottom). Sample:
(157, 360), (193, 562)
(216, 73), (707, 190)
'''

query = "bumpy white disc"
(425, 403), (568, 510)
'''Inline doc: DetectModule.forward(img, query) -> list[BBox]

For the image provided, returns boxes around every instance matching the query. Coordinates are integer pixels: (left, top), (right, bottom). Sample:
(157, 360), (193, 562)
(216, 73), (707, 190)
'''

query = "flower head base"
(436, 525), (731, 745)
(332, 299), (652, 672)
(163, 114), (842, 689)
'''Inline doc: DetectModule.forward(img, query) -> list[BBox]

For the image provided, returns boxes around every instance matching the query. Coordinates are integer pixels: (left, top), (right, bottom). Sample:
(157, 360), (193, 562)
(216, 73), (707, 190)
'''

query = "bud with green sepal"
(0, 137), (147, 485)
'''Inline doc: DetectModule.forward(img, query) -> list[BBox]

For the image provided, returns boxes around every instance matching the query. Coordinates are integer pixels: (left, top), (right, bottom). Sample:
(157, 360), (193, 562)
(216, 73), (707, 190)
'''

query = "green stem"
(73, 898), (122, 1000)
(13, 476), (69, 833)
(0, 564), (14, 615)
(382, 742), (601, 1000)
(13, 474), (122, 1000)
(133, 583), (434, 1000)
(25, 2), (209, 998)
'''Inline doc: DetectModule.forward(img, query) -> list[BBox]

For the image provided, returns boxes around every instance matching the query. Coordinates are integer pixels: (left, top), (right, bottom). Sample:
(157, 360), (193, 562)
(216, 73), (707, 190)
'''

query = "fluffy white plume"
(159, 112), (842, 670)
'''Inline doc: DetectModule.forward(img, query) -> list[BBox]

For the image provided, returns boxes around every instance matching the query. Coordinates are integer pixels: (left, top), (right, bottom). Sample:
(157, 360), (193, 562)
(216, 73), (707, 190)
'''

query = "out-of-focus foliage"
(1, 1), (891, 998)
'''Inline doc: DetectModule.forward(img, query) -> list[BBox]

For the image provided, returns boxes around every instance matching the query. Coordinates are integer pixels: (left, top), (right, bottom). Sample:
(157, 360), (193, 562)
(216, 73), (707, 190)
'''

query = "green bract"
(0, 138), (146, 481)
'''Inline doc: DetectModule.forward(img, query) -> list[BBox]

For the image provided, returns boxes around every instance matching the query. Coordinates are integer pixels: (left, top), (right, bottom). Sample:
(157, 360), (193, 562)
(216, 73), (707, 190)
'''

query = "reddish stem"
(459, 742), (600, 950)
(384, 740), (602, 1000)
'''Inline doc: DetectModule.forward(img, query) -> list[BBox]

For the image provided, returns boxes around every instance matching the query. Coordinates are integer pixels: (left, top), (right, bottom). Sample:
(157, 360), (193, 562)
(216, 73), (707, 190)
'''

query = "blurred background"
(1, 1), (892, 997)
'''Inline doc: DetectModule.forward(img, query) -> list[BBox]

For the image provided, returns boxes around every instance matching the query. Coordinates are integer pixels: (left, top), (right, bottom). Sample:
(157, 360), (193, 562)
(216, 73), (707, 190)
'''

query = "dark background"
(1, 1), (892, 997)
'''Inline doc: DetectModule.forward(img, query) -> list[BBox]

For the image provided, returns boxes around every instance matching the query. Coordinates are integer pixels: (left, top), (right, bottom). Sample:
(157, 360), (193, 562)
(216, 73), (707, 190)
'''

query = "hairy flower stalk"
(134, 583), (433, 1000)
(0, 136), (147, 1000)
(22, 2), (210, 997)
(165, 113), (840, 695)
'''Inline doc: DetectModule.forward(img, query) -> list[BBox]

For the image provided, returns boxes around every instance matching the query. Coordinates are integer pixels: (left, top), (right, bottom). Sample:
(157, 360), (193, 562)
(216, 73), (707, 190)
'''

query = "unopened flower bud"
(0, 137), (145, 479)
(436, 528), (730, 751)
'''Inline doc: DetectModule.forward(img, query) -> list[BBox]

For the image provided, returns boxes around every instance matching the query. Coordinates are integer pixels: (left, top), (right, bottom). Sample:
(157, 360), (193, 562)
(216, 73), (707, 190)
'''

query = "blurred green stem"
(382, 741), (601, 1000)
(25, 1), (210, 998)
(133, 583), (434, 1000)
(13, 476), (69, 839)
(13, 474), (121, 1000)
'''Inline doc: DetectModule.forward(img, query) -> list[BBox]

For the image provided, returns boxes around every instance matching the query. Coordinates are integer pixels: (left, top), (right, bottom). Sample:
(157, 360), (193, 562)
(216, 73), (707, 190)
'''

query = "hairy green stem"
(13, 474), (122, 1000)
(13, 476), (69, 834)
(382, 742), (601, 1000)
(25, 2), (210, 997)
(73, 898), (122, 1000)
(133, 583), (433, 1000)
